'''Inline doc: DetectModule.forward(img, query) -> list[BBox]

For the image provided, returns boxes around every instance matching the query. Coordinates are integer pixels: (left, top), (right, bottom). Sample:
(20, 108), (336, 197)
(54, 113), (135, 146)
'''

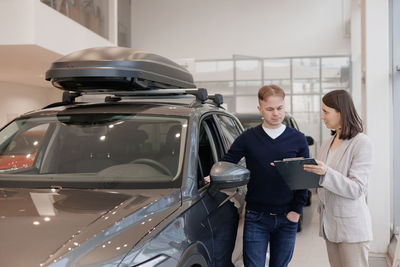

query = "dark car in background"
(0, 47), (249, 267)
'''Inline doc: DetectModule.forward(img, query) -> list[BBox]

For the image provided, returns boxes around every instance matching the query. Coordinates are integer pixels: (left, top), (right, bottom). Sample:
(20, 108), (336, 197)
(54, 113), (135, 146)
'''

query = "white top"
(326, 148), (337, 166)
(262, 124), (286, 139)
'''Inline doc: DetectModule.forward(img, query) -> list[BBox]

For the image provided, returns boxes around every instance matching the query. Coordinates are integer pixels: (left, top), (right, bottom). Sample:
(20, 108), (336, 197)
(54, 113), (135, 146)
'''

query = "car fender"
(178, 241), (210, 267)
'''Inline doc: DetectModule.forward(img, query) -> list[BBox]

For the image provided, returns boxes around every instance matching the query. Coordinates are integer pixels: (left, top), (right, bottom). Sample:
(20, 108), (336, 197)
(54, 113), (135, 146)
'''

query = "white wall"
(351, 0), (362, 113)
(131, 0), (350, 59)
(0, 0), (116, 128)
(351, 0), (392, 255)
(0, 82), (62, 128)
(363, 0), (391, 254)
(34, 1), (115, 55)
(0, 0), (34, 44)
(0, 0), (115, 55)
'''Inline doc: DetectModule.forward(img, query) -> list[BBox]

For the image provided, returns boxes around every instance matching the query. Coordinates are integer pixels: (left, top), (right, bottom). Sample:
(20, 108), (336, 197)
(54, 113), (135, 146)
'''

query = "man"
(222, 85), (309, 267)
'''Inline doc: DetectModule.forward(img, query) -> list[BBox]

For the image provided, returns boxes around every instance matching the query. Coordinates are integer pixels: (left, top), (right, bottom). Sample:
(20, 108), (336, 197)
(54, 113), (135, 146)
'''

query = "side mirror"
(208, 161), (250, 195)
(306, 136), (314, 146)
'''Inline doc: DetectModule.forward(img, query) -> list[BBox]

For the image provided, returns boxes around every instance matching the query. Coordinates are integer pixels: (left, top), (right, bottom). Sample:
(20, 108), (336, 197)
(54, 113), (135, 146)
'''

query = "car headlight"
(133, 255), (169, 267)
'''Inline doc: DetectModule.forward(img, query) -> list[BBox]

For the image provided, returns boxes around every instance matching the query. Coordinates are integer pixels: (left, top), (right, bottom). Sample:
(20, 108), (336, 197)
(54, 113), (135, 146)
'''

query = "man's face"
(257, 95), (285, 129)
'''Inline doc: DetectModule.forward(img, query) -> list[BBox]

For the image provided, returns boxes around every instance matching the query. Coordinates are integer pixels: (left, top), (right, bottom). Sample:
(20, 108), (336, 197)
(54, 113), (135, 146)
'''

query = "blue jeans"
(243, 209), (298, 267)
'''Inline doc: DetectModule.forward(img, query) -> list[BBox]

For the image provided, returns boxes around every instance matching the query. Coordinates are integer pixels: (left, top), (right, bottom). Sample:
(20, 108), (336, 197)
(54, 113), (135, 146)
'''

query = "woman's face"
(321, 103), (341, 130)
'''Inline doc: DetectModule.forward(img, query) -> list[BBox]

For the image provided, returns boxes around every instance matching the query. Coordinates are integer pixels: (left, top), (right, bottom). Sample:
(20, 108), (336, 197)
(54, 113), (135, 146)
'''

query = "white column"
(363, 0), (391, 254)
(350, 0), (362, 113)
(108, 0), (118, 45)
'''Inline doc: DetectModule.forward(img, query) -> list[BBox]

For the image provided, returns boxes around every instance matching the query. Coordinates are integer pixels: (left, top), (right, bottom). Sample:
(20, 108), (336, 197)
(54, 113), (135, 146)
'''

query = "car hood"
(0, 187), (181, 267)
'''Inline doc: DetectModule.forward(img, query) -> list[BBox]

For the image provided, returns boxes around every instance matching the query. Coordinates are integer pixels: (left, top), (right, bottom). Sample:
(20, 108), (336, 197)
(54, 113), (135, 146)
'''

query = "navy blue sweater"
(222, 124), (309, 214)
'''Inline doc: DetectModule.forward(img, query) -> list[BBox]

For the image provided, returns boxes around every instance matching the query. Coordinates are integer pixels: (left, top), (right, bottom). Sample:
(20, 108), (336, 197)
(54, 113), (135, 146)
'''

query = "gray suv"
(0, 47), (249, 267)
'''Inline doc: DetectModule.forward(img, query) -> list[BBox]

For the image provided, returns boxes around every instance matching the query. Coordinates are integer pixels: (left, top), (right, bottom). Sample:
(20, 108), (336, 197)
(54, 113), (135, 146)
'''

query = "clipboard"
(273, 158), (321, 190)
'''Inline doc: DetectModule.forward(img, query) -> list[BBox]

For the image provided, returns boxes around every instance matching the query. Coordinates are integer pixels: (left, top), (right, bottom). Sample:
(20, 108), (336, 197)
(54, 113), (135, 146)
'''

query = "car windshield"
(0, 114), (187, 188)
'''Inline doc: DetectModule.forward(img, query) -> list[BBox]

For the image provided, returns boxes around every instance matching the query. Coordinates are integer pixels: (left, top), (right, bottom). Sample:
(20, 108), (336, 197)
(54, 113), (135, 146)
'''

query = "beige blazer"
(317, 133), (373, 243)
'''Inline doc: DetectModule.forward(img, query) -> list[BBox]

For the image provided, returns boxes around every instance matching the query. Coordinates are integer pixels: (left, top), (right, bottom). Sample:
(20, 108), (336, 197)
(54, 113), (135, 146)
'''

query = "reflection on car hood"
(0, 188), (181, 267)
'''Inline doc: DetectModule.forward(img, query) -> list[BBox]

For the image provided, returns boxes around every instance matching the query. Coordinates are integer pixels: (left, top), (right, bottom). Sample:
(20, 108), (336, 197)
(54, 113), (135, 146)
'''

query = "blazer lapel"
(318, 136), (333, 162)
(327, 138), (352, 171)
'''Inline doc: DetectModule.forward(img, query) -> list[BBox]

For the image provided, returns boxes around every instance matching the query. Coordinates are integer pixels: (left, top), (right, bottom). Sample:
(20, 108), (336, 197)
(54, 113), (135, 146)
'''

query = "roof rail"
(44, 88), (225, 109)
(100, 88), (208, 104)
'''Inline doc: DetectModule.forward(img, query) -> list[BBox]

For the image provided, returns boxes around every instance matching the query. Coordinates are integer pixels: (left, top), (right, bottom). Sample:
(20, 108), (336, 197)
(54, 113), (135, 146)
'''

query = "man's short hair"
(258, 85), (285, 101)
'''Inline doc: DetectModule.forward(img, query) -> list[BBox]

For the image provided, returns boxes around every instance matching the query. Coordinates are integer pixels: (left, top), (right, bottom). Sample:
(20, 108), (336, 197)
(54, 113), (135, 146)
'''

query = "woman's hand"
(303, 159), (328, 175)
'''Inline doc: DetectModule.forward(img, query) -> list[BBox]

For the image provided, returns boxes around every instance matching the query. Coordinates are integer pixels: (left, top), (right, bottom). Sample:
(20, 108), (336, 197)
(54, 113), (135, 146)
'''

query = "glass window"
(236, 60), (262, 80)
(292, 95), (320, 113)
(0, 124), (49, 171)
(0, 115), (188, 187)
(197, 118), (225, 188)
(291, 94), (321, 153)
(193, 61), (233, 81)
(236, 80), (262, 96)
(321, 57), (350, 93)
(195, 81), (234, 96)
(264, 79), (291, 93)
(236, 96), (259, 114)
(264, 59), (291, 80)
(214, 115), (242, 149)
(293, 79), (320, 94)
(293, 58), (320, 93)
(192, 56), (351, 157)
(197, 122), (215, 188)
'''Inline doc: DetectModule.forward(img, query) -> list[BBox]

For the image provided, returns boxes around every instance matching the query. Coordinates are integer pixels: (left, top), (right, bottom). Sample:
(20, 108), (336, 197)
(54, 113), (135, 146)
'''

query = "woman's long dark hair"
(322, 90), (363, 140)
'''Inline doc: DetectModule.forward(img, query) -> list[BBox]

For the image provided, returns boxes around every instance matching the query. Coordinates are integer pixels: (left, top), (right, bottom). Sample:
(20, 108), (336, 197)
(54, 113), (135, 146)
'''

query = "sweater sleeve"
(290, 134), (309, 214)
(221, 132), (246, 164)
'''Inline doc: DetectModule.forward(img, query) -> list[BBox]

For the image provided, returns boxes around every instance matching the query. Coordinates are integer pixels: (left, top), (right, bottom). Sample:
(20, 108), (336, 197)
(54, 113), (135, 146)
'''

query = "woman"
(304, 89), (373, 267)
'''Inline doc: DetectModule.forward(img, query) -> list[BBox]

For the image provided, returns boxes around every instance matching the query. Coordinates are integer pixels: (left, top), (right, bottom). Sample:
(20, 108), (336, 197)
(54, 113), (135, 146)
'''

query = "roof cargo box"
(45, 47), (196, 91)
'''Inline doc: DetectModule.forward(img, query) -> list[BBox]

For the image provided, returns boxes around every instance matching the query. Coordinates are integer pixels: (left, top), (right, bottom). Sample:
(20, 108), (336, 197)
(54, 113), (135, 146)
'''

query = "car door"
(213, 113), (247, 264)
(196, 114), (240, 267)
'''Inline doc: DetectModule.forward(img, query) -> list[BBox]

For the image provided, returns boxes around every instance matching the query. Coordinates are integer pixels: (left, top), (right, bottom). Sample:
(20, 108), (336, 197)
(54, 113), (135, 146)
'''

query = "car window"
(0, 114), (188, 187)
(0, 124), (48, 171)
(236, 116), (262, 130)
(282, 114), (299, 130)
(197, 116), (224, 189)
(214, 114), (242, 149)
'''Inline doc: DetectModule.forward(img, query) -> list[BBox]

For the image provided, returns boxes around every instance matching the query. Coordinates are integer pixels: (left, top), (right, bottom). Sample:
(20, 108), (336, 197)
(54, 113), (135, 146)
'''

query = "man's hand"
(286, 211), (300, 223)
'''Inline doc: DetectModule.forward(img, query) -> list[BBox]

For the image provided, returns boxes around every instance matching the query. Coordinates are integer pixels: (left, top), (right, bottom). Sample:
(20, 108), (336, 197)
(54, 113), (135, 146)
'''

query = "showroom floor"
(236, 193), (389, 267)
